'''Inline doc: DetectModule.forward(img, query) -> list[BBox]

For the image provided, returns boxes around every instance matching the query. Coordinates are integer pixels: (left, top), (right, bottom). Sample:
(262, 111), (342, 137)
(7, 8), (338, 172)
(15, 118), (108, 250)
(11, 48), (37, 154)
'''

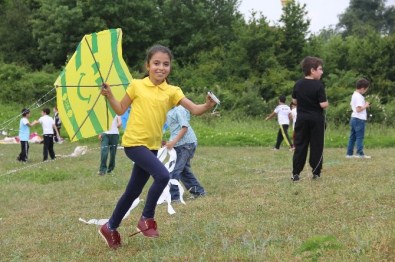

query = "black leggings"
(108, 146), (170, 229)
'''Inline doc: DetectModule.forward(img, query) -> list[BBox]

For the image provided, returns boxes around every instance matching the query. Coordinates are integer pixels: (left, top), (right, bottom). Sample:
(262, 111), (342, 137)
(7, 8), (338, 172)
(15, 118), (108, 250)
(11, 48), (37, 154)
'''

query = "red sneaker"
(136, 217), (159, 238)
(99, 222), (121, 249)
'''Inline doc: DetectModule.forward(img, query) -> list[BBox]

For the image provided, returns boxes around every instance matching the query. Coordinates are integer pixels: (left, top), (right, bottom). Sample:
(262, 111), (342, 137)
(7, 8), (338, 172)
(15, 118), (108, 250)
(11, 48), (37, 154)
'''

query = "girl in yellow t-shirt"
(98, 45), (217, 249)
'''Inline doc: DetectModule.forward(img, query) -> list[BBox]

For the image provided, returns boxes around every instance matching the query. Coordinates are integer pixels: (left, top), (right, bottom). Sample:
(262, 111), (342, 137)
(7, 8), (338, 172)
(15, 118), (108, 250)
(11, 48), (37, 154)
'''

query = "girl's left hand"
(206, 95), (217, 108)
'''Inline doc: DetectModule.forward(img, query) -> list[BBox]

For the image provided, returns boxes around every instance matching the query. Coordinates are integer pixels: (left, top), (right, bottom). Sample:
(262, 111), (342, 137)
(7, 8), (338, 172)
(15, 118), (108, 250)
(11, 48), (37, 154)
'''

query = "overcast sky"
(238, 0), (395, 33)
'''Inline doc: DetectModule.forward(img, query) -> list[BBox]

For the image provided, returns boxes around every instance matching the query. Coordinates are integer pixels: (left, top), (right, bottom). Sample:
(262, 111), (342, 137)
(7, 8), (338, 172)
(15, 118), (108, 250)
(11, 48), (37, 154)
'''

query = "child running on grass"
(99, 45), (217, 249)
(265, 95), (293, 151)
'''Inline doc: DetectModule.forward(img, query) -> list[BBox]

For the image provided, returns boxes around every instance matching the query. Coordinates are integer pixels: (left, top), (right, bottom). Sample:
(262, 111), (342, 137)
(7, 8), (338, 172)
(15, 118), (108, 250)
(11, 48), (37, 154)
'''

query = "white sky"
(238, 0), (395, 33)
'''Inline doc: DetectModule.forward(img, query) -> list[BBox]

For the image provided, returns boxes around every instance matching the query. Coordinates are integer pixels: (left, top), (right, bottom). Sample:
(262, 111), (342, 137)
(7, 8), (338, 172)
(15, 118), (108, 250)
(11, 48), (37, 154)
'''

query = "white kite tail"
(156, 148), (185, 214)
(79, 198), (140, 225)
(79, 147), (183, 225)
(157, 179), (186, 215)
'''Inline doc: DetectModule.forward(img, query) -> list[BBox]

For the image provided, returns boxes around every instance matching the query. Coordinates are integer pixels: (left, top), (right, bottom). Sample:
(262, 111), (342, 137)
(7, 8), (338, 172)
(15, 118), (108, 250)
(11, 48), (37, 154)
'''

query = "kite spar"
(54, 28), (133, 142)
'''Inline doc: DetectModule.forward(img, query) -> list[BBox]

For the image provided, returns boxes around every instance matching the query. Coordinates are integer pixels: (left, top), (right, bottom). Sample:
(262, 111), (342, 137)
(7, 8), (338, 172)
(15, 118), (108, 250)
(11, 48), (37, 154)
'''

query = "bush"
(0, 62), (57, 104)
(327, 101), (351, 125)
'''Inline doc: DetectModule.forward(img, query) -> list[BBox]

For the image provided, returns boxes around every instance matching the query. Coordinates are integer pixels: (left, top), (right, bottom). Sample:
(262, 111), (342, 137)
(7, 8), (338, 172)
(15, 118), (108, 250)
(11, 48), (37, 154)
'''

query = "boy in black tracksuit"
(291, 56), (329, 181)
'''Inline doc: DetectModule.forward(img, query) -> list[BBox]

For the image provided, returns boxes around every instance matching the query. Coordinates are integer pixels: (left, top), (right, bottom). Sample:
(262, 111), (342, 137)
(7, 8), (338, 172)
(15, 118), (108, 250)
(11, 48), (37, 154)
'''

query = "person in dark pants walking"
(291, 56), (329, 181)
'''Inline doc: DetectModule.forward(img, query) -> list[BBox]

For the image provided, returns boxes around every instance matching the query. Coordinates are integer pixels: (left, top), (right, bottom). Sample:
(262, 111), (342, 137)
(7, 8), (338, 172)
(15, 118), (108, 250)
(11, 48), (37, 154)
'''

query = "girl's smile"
(146, 52), (171, 85)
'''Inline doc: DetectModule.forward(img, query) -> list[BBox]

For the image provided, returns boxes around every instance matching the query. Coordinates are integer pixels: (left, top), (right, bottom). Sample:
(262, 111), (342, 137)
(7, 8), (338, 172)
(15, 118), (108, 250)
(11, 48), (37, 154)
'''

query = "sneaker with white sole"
(345, 155), (354, 159)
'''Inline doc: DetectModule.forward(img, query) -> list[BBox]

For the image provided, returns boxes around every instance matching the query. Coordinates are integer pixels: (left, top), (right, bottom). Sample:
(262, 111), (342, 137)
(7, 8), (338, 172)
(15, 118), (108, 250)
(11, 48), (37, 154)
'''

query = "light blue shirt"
(19, 118), (30, 141)
(166, 106), (197, 147)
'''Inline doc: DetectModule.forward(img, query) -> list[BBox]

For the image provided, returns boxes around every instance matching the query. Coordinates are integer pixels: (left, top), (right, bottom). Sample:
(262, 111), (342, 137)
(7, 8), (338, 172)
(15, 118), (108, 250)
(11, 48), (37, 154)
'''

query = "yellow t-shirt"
(122, 77), (185, 149)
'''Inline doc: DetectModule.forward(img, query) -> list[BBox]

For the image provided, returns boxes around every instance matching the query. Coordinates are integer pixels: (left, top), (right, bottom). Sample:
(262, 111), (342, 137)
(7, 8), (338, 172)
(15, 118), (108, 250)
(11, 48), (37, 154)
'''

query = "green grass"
(1, 102), (395, 148)
(1, 105), (394, 260)
(0, 141), (394, 261)
(189, 115), (395, 148)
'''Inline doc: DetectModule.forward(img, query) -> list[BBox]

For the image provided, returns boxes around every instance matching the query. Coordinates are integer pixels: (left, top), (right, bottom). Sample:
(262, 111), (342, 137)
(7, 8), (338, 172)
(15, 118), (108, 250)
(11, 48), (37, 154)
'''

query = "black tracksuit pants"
(292, 113), (325, 176)
(274, 124), (293, 149)
(43, 134), (56, 161)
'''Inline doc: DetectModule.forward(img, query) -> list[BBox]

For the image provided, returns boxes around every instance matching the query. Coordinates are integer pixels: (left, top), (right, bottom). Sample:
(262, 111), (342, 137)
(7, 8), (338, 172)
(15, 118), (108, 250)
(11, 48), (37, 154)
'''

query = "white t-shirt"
(350, 91), (367, 120)
(39, 115), (55, 135)
(105, 116), (121, 135)
(274, 104), (291, 125)
(291, 107), (297, 130)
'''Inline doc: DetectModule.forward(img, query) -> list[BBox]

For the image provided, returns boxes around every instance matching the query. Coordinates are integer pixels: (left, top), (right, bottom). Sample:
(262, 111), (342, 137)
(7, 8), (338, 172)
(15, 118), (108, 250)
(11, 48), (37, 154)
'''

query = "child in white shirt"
(265, 95), (293, 150)
(346, 79), (371, 158)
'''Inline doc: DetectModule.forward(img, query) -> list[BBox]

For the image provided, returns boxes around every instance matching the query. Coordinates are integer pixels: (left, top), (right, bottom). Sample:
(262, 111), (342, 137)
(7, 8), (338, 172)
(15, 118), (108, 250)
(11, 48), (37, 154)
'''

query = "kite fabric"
(54, 28), (132, 142)
(79, 148), (186, 226)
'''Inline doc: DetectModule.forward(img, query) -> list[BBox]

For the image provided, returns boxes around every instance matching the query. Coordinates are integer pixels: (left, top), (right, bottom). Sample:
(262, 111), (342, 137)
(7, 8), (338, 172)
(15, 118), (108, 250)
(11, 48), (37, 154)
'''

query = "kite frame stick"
(70, 30), (121, 141)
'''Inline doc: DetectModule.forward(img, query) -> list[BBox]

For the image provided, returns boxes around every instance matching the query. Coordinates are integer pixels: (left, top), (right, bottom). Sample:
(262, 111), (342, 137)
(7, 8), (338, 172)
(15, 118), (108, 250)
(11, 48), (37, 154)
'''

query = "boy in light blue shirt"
(17, 108), (34, 162)
(165, 106), (206, 202)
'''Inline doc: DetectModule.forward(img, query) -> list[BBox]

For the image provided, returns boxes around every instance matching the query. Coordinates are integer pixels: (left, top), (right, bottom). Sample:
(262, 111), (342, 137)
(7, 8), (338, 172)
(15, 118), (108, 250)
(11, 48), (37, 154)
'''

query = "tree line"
(0, 0), (394, 125)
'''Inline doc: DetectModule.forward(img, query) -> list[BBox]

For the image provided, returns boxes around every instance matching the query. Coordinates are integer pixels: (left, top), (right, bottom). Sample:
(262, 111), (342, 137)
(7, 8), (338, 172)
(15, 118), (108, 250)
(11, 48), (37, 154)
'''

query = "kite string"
(0, 95), (56, 131)
(0, 87), (57, 133)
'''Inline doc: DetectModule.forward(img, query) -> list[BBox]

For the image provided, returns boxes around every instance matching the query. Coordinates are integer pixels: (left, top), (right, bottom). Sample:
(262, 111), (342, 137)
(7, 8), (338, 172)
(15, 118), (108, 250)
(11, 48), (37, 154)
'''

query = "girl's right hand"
(101, 83), (113, 98)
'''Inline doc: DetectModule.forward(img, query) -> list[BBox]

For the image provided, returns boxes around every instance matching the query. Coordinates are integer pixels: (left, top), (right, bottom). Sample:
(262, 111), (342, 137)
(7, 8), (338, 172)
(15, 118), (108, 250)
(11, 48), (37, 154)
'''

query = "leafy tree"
(382, 5), (395, 34)
(31, 0), (164, 69)
(31, 0), (85, 67)
(337, 0), (395, 36)
(0, 0), (42, 67)
(279, 0), (310, 71)
(78, 0), (164, 71)
(157, 0), (242, 66)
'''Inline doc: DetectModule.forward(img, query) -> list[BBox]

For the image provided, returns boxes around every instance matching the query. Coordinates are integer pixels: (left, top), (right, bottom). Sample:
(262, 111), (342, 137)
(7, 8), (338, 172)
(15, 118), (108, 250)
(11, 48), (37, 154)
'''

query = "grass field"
(0, 140), (394, 261)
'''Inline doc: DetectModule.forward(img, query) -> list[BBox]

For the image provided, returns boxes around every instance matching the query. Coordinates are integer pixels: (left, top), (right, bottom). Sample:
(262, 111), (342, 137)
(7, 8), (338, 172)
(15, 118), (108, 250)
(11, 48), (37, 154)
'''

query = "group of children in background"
(265, 56), (370, 182)
(17, 107), (62, 162)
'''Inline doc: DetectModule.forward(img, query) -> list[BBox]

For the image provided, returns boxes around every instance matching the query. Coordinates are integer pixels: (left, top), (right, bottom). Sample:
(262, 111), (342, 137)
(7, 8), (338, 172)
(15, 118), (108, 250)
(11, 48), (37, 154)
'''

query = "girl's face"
(146, 51), (171, 85)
